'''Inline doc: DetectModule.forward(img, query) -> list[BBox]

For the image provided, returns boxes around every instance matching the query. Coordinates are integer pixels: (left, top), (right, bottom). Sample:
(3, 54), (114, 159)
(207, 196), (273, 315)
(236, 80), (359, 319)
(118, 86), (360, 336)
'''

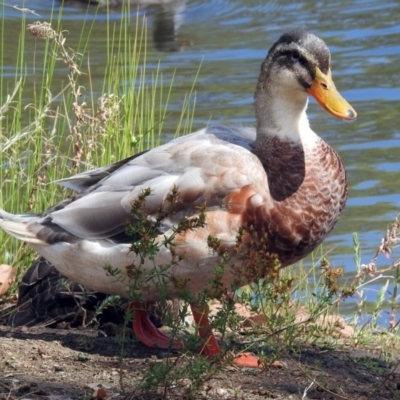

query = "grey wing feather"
(55, 151), (148, 192)
(46, 126), (259, 241)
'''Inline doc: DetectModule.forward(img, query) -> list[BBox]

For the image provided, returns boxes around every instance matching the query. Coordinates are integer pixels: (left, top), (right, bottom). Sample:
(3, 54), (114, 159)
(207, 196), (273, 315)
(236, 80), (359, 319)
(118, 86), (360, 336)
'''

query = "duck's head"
(257, 30), (357, 122)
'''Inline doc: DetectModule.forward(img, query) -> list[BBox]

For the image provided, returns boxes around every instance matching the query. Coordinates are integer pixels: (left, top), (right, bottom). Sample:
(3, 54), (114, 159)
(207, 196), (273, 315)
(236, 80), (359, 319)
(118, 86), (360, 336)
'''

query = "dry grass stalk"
(26, 22), (123, 173)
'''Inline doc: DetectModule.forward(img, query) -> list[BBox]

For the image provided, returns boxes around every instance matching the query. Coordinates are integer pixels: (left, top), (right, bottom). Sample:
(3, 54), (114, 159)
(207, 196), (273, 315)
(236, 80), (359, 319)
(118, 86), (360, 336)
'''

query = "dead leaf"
(38, 347), (50, 358)
(315, 314), (354, 338)
(0, 264), (17, 297)
(92, 387), (108, 399)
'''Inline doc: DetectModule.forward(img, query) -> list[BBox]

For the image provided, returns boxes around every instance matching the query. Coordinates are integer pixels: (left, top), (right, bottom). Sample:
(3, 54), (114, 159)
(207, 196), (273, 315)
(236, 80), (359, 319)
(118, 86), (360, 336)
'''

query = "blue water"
(1, 0), (400, 324)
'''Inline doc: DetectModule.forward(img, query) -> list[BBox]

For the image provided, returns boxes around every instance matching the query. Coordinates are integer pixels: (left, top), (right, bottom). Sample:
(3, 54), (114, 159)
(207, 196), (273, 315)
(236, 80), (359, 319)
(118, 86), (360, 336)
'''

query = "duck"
(64, 0), (187, 52)
(6, 257), (178, 329)
(6, 257), (126, 328)
(0, 30), (356, 368)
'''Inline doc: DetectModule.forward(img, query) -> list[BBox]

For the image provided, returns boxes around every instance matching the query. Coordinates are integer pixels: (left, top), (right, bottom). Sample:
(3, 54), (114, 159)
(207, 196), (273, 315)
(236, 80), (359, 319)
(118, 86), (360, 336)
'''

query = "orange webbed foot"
(131, 301), (271, 369)
(130, 302), (184, 350)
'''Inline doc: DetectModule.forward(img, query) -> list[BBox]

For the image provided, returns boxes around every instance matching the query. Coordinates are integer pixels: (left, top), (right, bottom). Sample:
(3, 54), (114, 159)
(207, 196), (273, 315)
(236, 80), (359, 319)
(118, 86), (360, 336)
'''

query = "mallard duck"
(65, 0), (186, 52)
(0, 30), (356, 367)
(6, 257), (125, 328)
(6, 257), (178, 329)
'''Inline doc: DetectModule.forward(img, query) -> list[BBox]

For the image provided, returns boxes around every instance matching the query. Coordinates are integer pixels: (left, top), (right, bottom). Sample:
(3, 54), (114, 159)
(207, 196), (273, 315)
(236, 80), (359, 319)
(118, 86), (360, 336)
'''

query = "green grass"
(0, 5), (197, 276)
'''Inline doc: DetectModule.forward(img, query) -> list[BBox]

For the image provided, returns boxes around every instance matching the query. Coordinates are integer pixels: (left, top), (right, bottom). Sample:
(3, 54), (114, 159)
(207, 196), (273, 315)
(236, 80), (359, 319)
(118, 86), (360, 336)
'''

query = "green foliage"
(0, 8), (197, 277)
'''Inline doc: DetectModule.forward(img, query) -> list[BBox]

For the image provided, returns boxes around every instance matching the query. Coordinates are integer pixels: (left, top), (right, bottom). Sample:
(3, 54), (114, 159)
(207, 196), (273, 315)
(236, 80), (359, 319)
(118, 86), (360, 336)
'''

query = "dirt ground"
(0, 322), (400, 400)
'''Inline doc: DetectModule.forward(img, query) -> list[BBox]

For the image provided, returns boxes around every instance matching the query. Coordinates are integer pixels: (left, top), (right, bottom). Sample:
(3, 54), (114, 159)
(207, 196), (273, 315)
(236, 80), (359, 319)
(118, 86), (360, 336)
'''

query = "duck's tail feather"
(0, 209), (44, 244)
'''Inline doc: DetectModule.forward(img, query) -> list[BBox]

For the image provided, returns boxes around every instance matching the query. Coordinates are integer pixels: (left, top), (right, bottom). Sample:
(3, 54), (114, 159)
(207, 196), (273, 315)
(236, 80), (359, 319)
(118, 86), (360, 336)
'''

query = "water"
(1, 0), (400, 322)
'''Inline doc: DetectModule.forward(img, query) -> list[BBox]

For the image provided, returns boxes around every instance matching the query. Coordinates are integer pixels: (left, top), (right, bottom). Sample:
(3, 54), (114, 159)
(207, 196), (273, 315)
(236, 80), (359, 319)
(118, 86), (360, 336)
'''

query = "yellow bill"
(307, 67), (357, 120)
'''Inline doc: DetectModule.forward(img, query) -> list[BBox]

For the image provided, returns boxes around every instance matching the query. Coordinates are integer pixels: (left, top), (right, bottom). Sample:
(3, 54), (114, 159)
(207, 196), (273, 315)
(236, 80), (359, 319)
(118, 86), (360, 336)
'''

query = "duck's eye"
(291, 50), (300, 61)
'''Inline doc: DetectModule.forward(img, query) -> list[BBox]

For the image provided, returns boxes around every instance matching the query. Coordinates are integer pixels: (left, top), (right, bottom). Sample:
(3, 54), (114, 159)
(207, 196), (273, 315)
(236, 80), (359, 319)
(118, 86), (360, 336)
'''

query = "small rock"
(77, 353), (90, 362)
(211, 388), (235, 399)
(38, 347), (49, 357)
(216, 388), (228, 396)
(102, 322), (118, 337)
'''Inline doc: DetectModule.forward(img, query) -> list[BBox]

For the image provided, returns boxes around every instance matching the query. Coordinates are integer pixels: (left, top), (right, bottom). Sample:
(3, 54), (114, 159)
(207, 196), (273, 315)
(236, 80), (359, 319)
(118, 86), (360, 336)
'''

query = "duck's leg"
(190, 303), (220, 357)
(190, 303), (262, 368)
(130, 302), (184, 350)
(131, 302), (264, 368)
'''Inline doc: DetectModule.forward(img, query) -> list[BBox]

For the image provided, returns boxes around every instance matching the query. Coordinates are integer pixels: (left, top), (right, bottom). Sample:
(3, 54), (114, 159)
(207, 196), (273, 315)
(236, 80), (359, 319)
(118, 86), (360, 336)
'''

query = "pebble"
(77, 353), (90, 362)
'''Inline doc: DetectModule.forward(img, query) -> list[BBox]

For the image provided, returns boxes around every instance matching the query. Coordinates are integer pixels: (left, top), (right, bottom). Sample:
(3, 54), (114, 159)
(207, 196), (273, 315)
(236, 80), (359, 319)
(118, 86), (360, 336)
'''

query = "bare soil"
(0, 323), (399, 400)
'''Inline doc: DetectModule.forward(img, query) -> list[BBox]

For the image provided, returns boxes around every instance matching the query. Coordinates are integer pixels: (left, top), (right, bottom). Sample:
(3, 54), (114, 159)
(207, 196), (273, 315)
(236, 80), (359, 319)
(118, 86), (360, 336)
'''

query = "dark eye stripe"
(275, 50), (309, 71)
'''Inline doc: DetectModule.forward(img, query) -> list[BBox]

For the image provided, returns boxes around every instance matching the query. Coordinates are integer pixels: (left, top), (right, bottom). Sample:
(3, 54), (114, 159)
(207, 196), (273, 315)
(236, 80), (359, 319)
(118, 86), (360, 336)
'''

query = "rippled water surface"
(2, 0), (400, 319)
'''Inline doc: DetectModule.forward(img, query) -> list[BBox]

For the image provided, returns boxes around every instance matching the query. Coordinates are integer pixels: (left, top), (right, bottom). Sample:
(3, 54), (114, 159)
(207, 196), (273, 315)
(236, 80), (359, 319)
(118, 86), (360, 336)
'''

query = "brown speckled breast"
(247, 136), (347, 267)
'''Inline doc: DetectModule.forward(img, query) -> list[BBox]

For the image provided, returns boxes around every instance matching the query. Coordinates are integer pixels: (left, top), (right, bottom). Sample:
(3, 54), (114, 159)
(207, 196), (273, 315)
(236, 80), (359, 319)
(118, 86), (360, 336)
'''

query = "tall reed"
(0, 3), (198, 275)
